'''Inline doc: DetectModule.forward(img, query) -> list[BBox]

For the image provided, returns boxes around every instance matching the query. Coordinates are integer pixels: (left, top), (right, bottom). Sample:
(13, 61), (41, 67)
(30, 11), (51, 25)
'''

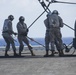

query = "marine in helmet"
(16, 16), (35, 56)
(2, 15), (18, 56)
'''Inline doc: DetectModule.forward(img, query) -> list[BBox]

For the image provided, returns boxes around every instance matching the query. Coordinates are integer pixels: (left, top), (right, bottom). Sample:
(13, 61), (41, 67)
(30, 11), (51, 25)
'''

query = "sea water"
(0, 37), (73, 46)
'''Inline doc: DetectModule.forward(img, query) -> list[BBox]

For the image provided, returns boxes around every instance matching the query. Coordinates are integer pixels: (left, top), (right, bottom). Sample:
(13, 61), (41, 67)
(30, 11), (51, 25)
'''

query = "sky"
(0, 0), (76, 39)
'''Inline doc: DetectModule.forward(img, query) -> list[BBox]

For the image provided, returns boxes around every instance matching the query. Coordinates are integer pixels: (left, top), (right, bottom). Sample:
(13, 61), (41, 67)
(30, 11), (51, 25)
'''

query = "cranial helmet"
(8, 15), (14, 21)
(19, 16), (25, 21)
(52, 10), (59, 15)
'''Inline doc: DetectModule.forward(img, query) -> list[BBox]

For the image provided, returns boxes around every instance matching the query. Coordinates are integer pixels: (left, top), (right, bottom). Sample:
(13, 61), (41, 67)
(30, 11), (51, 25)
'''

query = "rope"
(27, 36), (58, 54)
(63, 23), (75, 31)
(27, 36), (45, 47)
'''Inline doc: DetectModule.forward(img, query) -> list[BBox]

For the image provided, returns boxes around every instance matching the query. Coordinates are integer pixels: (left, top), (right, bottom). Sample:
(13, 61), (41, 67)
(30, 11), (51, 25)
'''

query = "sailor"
(2, 15), (18, 56)
(44, 12), (51, 57)
(53, 10), (64, 56)
(16, 16), (35, 56)
(49, 10), (64, 56)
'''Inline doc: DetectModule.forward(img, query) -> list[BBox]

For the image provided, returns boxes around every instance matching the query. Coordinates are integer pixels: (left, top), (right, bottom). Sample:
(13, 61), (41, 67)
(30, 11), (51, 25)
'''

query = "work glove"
(26, 29), (29, 32)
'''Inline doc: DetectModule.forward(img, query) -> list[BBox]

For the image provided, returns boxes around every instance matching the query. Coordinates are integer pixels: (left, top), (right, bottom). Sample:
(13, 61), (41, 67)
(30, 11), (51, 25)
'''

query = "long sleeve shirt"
(3, 19), (14, 35)
(17, 22), (27, 35)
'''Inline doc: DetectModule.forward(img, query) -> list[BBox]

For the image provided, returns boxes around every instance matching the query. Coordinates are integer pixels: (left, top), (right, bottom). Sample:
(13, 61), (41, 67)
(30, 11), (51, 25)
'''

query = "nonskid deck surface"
(0, 46), (76, 58)
(0, 50), (76, 58)
(0, 49), (76, 75)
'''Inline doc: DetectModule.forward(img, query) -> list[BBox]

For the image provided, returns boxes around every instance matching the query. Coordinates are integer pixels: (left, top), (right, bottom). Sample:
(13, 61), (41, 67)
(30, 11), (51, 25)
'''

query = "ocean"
(0, 37), (73, 46)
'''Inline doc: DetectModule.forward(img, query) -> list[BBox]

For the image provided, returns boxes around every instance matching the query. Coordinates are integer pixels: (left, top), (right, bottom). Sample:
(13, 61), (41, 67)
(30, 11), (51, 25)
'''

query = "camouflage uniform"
(17, 19), (35, 56)
(56, 16), (64, 52)
(2, 17), (18, 56)
(48, 13), (64, 56)
(44, 18), (50, 56)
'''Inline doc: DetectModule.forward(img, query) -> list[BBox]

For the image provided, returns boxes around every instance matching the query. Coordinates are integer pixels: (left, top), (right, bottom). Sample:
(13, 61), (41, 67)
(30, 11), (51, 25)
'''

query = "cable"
(28, 0), (52, 29)
(27, 36), (45, 47)
(46, 0), (76, 4)
(63, 23), (75, 31)
(53, 1), (76, 5)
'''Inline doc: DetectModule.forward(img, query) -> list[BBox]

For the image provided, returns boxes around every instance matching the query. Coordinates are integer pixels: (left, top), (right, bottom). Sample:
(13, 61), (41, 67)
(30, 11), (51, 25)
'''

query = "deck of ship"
(0, 47), (76, 75)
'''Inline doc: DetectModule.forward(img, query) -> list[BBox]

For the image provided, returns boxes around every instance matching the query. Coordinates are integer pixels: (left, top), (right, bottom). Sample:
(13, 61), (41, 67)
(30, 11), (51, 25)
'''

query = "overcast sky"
(0, 0), (76, 38)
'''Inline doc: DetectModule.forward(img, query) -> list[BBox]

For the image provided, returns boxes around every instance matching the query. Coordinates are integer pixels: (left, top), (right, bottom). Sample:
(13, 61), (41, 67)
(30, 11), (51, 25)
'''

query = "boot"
(30, 50), (35, 56)
(13, 49), (19, 56)
(14, 53), (19, 56)
(28, 45), (35, 56)
(28, 45), (33, 50)
(59, 50), (64, 56)
(5, 53), (9, 57)
(44, 50), (49, 57)
(50, 50), (54, 56)
(5, 50), (9, 57)
(19, 50), (21, 56)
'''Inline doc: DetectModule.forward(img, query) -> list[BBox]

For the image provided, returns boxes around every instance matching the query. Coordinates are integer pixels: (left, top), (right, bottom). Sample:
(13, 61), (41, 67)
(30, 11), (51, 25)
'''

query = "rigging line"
(53, 1), (76, 5)
(28, 11), (45, 29)
(38, 0), (51, 13)
(27, 36), (58, 54)
(27, 36), (45, 47)
(28, 0), (52, 29)
(63, 23), (75, 31)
